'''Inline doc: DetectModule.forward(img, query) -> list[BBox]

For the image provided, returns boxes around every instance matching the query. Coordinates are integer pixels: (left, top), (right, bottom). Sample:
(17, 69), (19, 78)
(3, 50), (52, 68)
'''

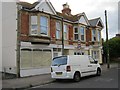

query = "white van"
(51, 55), (101, 82)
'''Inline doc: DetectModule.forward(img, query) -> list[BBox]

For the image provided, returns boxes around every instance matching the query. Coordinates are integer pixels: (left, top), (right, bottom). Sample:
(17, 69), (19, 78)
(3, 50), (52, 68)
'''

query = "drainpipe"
(16, 3), (21, 78)
(61, 17), (64, 55)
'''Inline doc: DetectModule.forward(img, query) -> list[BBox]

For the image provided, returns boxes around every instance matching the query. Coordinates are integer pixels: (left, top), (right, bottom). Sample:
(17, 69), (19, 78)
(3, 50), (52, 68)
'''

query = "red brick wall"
(20, 12), (29, 41)
(62, 8), (71, 15)
(21, 12), (29, 35)
(86, 29), (92, 46)
(68, 25), (73, 45)
(50, 18), (56, 44)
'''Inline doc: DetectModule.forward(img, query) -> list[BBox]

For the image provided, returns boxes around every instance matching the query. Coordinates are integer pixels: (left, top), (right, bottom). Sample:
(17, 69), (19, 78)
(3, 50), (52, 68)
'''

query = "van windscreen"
(52, 56), (67, 66)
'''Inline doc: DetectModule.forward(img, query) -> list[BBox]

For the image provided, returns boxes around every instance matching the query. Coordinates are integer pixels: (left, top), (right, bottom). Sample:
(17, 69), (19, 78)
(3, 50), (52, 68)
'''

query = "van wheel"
(96, 68), (101, 76)
(73, 72), (81, 82)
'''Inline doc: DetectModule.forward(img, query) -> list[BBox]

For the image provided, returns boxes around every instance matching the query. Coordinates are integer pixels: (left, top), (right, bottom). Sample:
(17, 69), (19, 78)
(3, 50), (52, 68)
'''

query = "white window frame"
(30, 16), (38, 35)
(56, 21), (61, 39)
(40, 16), (48, 36)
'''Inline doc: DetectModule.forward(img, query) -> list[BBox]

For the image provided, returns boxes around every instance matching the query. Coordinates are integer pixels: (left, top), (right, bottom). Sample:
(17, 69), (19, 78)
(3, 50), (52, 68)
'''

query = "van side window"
(89, 56), (95, 63)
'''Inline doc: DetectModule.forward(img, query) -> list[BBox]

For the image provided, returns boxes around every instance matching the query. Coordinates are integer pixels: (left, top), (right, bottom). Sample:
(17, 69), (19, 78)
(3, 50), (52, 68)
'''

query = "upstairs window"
(74, 27), (79, 40)
(92, 29), (96, 41)
(40, 16), (48, 35)
(80, 27), (85, 41)
(64, 24), (68, 40)
(98, 30), (101, 42)
(56, 22), (61, 39)
(74, 26), (85, 41)
(30, 16), (38, 35)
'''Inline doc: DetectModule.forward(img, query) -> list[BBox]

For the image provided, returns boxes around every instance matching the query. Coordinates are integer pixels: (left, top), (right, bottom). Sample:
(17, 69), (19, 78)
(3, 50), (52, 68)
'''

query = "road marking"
(95, 78), (114, 82)
(106, 79), (113, 82)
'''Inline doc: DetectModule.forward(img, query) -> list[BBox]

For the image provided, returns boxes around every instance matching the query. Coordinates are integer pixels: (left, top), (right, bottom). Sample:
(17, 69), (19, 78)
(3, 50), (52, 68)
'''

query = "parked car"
(51, 55), (101, 82)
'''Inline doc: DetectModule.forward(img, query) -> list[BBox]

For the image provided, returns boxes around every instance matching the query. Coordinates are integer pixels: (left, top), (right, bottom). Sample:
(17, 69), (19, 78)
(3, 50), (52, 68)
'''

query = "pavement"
(1, 63), (119, 90)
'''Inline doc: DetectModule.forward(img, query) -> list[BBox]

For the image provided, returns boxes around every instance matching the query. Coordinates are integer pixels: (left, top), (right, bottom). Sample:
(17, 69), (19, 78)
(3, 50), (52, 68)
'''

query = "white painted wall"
(0, 1), (2, 72)
(37, 2), (55, 15)
(2, 2), (17, 73)
(79, 16), (88, 25)
(0, 1), (2, 90)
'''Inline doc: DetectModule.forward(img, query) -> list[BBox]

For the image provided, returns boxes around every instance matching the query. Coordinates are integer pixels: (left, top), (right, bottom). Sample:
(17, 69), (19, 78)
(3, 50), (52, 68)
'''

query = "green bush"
(103, 37), (120, 60)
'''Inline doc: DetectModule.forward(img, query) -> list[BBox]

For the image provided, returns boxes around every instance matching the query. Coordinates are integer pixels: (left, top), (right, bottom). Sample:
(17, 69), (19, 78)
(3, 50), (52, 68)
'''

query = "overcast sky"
(2, 0), (119, 39)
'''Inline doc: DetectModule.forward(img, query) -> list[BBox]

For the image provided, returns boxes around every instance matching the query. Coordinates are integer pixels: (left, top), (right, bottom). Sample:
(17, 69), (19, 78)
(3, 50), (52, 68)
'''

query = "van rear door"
(51, 56), (67, 77)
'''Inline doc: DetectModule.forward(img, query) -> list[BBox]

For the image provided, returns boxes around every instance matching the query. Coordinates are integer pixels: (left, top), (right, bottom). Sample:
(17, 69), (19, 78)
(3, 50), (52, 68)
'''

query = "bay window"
(74, 26), (85, 41)
(30, 15), (49, 36)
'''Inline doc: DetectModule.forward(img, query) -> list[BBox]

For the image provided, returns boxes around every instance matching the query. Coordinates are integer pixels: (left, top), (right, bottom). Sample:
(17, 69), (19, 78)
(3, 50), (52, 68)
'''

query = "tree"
(103, 37), (120, 61)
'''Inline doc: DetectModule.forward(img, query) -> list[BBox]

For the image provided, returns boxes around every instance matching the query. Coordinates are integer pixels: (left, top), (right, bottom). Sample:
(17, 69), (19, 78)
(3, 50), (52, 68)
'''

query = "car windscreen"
(52, 56), (67, 66)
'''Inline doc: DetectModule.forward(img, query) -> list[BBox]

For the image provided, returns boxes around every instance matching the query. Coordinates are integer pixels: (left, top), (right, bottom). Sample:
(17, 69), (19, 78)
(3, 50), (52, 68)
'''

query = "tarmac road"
(28, 67), (119, 89)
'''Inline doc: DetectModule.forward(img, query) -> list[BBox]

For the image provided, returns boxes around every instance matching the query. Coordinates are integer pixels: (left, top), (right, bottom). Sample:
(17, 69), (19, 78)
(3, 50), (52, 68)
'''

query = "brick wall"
(21, 12), (29, 35)
(68, 25), (73, 45)
(86, 29), (92, 46)
(50, 18), (56, 44)
(20, 12), (29, 41)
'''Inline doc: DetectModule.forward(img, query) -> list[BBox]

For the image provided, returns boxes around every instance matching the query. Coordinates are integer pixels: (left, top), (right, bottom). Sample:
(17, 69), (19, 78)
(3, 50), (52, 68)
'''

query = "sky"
(2, 0), (119, 39)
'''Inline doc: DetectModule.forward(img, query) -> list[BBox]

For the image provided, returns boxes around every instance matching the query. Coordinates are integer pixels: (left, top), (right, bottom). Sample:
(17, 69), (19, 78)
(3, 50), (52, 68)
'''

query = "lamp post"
(105, 10), (110, 68)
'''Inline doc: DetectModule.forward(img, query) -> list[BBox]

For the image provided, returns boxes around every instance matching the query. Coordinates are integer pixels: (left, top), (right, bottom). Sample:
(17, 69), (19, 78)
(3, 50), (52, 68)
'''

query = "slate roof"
(89, 17), (100, 26)
(18, 2), (39, 9)
(57, 12), (83, 22)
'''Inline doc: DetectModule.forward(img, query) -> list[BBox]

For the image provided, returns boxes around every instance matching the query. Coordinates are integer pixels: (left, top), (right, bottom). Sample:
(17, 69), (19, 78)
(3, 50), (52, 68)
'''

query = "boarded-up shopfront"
(20, 47), (52, 77)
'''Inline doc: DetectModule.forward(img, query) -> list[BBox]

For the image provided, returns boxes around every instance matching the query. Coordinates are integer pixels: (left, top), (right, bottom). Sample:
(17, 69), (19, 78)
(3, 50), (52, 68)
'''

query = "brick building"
(18, 0), (104, 77)
(2, 0), (104, 77)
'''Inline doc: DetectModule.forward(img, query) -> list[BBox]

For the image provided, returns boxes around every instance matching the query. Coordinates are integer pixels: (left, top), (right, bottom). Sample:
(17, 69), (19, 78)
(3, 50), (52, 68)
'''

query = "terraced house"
(2, 0), (104, 77)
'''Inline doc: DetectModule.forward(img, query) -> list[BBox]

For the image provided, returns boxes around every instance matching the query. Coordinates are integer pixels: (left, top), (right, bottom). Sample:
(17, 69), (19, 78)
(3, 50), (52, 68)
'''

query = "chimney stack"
(62, 2), (71, 15)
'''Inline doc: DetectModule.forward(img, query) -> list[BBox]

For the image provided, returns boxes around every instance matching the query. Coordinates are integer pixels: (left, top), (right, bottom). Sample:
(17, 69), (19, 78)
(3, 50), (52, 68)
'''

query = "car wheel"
(96, 68), (101, 76)
(73, 72), (81, 82)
